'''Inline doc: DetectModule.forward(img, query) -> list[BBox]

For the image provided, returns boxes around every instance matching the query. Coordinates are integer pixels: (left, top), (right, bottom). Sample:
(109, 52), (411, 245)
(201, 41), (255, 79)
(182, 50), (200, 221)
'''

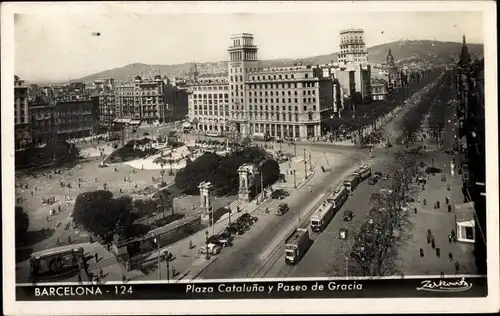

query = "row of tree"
(324, 69), (444, 138)
(399, 72), (450, 145)
(15, 139), (80, 170)
(347, 149), (420, 276)
(174, 147), (280, 197)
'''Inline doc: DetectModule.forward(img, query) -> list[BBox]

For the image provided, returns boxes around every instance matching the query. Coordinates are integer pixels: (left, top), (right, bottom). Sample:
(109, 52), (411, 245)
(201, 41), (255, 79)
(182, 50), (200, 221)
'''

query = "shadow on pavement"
(17, 228), (55, 248)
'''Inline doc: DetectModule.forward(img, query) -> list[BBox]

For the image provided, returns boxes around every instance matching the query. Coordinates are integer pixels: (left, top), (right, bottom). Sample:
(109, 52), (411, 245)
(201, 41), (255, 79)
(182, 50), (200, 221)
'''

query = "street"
(197, 148), (370, 279)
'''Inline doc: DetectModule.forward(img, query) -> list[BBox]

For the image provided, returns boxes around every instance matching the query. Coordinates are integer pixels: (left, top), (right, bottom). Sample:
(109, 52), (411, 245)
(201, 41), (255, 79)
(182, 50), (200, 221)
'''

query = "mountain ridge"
(75, 40), (483, 83)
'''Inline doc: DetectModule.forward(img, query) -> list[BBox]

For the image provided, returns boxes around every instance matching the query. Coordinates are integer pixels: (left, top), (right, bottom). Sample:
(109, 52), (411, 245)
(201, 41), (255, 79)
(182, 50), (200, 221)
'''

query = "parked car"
(271, 189), (290, 200)
(198, 243), (222, 256)
(374, 171), (382, 178)
(343, 210), (355, 221)
(225, 224), (245, 235)
(368, 177), (378, 185)
(218, 231), (234, 242)
(240, 213), (258, 224)
(275, 203), (289, 216)
(207, 235), (232, 248)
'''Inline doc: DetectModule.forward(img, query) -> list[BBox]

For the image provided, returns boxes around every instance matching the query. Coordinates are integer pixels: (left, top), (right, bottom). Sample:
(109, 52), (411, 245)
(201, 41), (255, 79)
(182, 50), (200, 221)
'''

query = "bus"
(310, 185), (348, 232)
(29, 245), (85, 280)
(343, 174), (360, 194)
(353, 164), (372, 182)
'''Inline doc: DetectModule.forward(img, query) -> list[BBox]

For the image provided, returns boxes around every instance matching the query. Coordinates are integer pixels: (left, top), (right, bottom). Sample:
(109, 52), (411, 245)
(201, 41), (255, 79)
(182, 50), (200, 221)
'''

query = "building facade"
(188, 72), (230, 133)
(454, 35), (486, 274)
(53, 98), (99, 140)
(338, 29), (368, 64)
(371, 78), (389, 101)
(115, 75), (173, 125)
(97, 93), (116, 126)
(14, 76), (31, 150)
(29, 101), (56, 146)
(244, 66), (334, 139)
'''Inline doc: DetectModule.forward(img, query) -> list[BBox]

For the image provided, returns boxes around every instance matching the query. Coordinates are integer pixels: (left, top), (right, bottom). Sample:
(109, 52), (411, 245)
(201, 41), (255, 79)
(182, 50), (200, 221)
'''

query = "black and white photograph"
(2, 1), (498, 315)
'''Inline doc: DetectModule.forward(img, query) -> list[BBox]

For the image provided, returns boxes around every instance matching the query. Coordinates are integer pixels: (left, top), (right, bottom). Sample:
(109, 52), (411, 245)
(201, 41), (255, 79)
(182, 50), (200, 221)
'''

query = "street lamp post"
(303, 149), (308, 179)
(205, 231), (210, 260)
(309, 153), (313, 172)
(228, 204), (232, 224)
(293, 170), (297, 189)
(154, 238), (161, 280)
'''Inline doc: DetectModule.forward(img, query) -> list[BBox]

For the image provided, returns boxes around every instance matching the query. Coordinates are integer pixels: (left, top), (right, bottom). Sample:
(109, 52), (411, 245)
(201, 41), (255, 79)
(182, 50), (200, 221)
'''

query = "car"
(275, 203), (289, 216)
(206, 236), (230, 248)
(416, 174), (426, 184)
(240, 213), (258, 224)
(225, 225), (244, 235)
(368, 177), (378, 185)
(198, 243), (222, 256)
(374, 171), (383, 178)
(271, 189), (290, 200)
(343, 210), (354, 221)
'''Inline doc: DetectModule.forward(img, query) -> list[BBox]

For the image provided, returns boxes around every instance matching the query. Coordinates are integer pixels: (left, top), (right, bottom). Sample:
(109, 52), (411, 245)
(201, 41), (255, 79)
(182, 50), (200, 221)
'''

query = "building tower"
(338, 29), (368, 64)
(227, 33), (259, 136)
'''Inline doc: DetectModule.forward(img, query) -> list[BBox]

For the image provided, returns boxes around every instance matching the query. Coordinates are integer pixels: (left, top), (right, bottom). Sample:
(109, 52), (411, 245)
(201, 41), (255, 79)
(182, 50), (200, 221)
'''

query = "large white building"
(188, 33), (339, 140)
(187, 71), (230, 133)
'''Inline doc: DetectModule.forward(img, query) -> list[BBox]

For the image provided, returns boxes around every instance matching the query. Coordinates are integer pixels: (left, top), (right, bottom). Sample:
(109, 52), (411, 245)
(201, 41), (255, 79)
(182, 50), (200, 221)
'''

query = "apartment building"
(14, 75), (31, 150)
(187, 72), (230, 133)
(115, 75), (173, 125)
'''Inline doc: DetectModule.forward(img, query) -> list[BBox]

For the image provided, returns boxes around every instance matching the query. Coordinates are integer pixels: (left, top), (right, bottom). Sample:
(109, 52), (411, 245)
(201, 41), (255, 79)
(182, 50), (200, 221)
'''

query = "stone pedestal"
(198, 181), (214, 225)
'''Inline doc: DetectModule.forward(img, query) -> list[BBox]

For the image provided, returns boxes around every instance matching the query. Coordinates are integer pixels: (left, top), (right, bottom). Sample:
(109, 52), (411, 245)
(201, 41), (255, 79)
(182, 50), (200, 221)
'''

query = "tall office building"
(227, 33), (259, 136)
(338, 29), (368, 64)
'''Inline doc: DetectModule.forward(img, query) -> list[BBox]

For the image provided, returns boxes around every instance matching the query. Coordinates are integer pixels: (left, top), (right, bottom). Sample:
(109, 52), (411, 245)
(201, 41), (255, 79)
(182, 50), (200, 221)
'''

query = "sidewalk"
(398, 151), (476, 276)
(398, 102), (476, 276)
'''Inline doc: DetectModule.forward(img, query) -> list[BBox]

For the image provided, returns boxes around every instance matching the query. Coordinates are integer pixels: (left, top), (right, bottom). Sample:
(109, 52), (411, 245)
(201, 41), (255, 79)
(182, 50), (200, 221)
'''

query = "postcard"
(2, 1), (498, 315)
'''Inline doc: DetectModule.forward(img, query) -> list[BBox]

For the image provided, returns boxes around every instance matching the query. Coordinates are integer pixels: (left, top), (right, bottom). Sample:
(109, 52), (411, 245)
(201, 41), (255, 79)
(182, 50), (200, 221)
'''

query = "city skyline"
(13, 4), (484, 82)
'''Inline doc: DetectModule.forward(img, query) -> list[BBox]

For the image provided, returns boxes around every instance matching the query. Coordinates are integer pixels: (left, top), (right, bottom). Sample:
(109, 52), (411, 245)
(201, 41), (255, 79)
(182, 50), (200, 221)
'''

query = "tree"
(154, 157), (168, 183)
(333, 149), (418, 278)
(15, 206), (30, 245)
(174, 146), (276, 197)
(73, 190), (134, 241)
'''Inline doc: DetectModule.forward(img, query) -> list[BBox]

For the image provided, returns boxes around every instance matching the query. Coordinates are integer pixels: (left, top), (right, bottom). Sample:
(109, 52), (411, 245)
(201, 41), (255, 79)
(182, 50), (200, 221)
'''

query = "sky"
(13, 5), (485, 82)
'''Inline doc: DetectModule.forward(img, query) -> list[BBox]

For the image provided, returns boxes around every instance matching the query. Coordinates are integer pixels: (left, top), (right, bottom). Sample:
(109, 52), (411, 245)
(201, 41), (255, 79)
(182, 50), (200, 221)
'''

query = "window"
(305, 74), (309, 78)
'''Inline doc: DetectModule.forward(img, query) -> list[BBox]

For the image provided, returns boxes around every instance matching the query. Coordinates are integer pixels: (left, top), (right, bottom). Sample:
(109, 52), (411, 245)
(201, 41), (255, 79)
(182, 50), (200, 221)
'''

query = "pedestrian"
(454, 262), (460, 273)
(56, 237), (60, 246)
(78, 275), (82, 283)
(99, 268), (103, 278)
(445, 197), (450, 205)
(449, 252), (453, 262)
(431, 239), (436, 249)
(68, 235), (72, 244)
(95, 253), (99, 262)
(448, 205), (452, 213)
(122, 275), (126, 283)
(448, 234), (452, 243)
(436, 201), (440, 209)
(435, 248), (440, 257)
(31, 191), (34, 196)
(419, 248), (424, 257)
(440, 271), (444, 278)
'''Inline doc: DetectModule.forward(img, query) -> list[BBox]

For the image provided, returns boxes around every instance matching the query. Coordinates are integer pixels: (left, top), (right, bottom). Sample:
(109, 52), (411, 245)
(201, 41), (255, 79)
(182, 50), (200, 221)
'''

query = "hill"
(76, 40), (483, 83)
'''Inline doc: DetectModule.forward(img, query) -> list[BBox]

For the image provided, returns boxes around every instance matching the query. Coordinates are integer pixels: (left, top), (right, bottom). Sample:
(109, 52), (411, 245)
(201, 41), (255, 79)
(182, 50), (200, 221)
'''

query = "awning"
(182, 122), (192, 128)
(455, 202), (475, 225)
(129, 120), (141, 125)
